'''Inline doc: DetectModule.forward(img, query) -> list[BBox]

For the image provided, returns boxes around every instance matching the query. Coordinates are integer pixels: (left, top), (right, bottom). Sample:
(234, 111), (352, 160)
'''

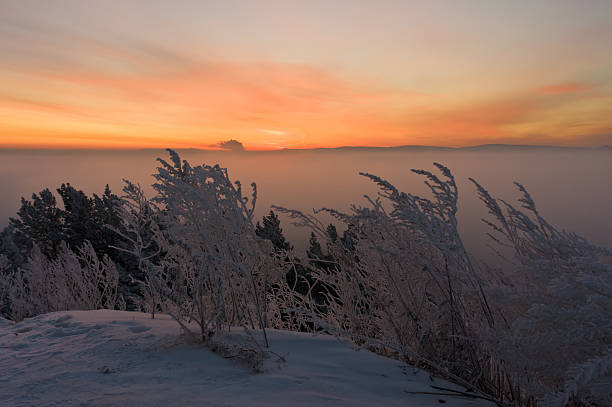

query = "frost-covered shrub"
(106, 180), (163, 315)
(5, 241), (124, 321)
(0, 255), (9, 279)
(273, 164), (494, 391)
(0, 254), (11, 316)
(471, 179), (612, 406)
(130, 149), (281, 345)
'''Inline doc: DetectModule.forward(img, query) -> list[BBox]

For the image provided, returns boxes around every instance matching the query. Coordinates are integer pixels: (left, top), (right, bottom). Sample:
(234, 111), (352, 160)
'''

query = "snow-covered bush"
(272, 167), (611, 405)
(106, 179), (163, 316)
(0, 254), (11, 315)
(3, 150), (608, 405)
(126, 149), (281, 345)
(471, 179), (612, 406)
(5, 241), (124, 321)
(273, 164), (494, 392)
(0, 255), (9, 281)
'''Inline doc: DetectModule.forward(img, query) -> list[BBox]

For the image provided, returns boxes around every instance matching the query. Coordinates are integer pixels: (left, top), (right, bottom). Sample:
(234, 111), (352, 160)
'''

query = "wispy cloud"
(0, 22), (610, 148)
(534, 82), (591, 95)
(260, 129), (288, 136)
(1, 1), (611, 148)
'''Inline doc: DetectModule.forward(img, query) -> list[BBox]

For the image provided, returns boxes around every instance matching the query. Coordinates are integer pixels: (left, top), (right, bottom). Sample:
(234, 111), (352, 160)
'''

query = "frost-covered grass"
(273, 164), (612, 406)
(2, 150), (610, 406)
(0, 310), (494, 407)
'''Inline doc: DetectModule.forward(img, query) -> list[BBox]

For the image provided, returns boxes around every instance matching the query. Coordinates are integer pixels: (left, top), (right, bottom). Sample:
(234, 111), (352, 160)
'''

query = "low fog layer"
(2, 147), (610, 406)
(1, 147), (610, 260)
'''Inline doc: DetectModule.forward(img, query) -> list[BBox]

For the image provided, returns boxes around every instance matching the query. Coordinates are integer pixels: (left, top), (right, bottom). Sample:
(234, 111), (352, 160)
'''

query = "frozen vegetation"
(1, 149), (610, 406)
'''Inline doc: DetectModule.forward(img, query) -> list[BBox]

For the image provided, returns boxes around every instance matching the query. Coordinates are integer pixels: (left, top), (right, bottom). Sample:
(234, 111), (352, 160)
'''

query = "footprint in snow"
(128, 325), (152, 333)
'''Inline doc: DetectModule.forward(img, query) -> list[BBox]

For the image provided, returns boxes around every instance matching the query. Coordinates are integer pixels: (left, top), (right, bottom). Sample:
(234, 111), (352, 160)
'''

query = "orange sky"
(1, 1), (611, 150)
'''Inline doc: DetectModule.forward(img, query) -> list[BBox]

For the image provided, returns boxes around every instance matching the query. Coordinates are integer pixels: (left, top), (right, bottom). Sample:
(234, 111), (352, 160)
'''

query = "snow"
(0, 315), (13, 328)
(0, 310), (493, 406)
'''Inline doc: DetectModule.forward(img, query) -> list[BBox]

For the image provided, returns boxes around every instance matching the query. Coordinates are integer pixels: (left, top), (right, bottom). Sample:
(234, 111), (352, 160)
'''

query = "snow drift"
(0, 310), (493, 407)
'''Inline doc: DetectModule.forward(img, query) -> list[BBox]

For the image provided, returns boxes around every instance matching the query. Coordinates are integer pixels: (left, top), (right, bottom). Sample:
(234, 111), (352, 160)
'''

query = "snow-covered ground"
(0, 310), (493, 406)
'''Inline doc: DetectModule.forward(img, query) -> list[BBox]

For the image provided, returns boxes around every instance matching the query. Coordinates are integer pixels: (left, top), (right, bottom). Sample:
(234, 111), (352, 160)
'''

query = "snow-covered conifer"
(107, 180), (162, 315)
(255, 210), (293, 252)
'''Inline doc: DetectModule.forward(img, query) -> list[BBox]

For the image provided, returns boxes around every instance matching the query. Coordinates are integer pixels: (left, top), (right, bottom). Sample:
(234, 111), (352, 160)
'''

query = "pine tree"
(57, 183), (96, 251)
(91, 184), (122, 258)
(7, 183), (152, 311)
(307, 231), (338, 273)
(0, 226), (26, 272)
(306, 232), (323, 260)
(255, 210), (293, 252)
(341, 224), (358, 252)
(326, 223), (338, 243)
(9, 189), (65, 258)
(10, 184), (123, 260)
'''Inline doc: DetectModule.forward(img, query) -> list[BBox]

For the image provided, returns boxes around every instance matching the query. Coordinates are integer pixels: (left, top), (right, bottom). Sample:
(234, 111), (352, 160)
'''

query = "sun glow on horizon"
(1, 1), (612, 149)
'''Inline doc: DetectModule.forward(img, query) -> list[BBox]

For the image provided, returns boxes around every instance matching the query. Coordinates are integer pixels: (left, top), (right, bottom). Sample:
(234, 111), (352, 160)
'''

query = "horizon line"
(0, 143), (610, 152)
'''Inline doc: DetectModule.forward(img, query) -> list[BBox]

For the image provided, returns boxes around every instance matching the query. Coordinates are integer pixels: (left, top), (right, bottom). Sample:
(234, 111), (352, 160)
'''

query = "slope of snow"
(0, 310), (493, 406)
(0, 315), (13, 329)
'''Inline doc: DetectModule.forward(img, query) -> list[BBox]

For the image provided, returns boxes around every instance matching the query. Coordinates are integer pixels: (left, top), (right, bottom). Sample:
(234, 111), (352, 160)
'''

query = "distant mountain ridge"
(274, 144), (609, 153)
(1, 144), (610, 153)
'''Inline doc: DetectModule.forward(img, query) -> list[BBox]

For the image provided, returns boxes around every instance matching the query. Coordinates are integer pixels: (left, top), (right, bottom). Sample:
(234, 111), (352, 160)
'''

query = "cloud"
(576, 130), (612, 146)
(215, 139), (245, 151)
(1, 32), (610, 149)
(260, 129), (287, 136)
(0, 19), (199, 75)
(534, 82), (591, 95)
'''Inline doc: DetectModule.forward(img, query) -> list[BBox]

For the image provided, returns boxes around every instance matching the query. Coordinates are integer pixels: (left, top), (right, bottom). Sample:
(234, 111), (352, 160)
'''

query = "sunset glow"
(1, 1), (611, 149)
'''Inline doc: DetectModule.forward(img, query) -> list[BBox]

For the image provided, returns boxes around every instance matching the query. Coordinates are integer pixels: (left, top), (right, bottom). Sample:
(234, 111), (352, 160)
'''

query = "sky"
(1, 0), (611, 150)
